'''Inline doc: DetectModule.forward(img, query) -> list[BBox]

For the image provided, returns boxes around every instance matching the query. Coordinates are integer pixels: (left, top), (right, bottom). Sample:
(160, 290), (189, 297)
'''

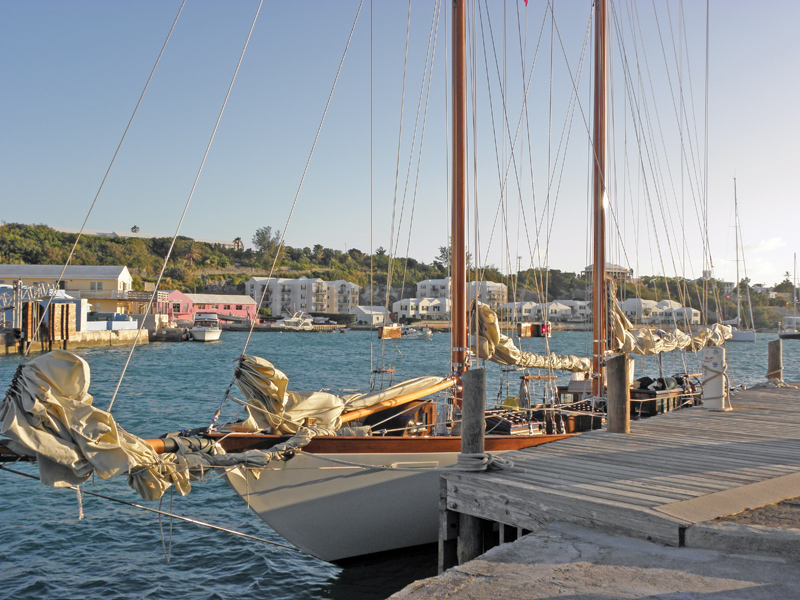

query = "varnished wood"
(340, 378), (455, 423)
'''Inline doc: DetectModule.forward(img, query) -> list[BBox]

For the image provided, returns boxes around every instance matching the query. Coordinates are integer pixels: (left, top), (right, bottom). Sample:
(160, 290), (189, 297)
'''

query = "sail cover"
(610, 302), (732, 355)
(0, 350), (191, 500)
(471, 302), (592, 373)
(234, 354), (446, 434)
(471, 300), (733, 371)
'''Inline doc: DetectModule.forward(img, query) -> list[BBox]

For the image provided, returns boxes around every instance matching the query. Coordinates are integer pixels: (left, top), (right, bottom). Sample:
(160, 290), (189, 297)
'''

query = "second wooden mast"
(451, 0), (468, 389)
(592, 0), (608, 397)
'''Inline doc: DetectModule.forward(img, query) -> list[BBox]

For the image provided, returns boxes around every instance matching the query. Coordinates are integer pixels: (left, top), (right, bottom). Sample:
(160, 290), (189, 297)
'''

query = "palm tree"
(233, 237), (243, 252)
(185, 242), (201, 267)
(131, 225), (140, 233)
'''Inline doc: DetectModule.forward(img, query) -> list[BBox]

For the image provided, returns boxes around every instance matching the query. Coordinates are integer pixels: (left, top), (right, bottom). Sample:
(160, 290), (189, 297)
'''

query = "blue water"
(1, 331), (798, 599)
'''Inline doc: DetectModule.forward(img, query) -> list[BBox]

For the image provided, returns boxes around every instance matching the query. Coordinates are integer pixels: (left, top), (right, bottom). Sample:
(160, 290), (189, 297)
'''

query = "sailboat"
(779, 253), (800, 340)
(729, 179), (756, 342)
(1, 0), (733, 565)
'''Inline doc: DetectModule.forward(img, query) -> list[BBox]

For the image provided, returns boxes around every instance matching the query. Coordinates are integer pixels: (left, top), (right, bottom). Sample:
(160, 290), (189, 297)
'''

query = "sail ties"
(470, 301), (592, 373)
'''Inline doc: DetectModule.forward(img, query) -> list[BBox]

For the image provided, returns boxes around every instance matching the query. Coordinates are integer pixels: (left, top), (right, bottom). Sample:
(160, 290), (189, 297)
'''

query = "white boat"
(0, 0), (733, 568)
(271, 313), (314, 331)
(191, 313), (222, 342)
(729, 179), (757, 343)
(400, 326), (432, 340)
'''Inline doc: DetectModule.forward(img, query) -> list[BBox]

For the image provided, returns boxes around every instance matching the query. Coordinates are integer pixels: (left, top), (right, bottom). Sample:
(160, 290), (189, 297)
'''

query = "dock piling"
(456, 368), (487, 566)
(607, 353), (630, 433)
(767, 339), (783, 381)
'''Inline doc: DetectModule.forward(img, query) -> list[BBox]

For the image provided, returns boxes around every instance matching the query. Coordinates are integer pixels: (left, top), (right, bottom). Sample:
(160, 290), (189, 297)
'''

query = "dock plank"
(442, 385), (800, 549)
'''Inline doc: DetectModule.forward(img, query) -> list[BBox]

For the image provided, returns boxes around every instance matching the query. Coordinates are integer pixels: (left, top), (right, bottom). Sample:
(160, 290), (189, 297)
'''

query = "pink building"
(168, 291), (257, 322)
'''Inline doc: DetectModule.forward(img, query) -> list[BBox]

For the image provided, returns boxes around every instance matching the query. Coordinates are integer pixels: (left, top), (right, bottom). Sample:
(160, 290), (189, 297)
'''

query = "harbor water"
(1, 331), (798, 599)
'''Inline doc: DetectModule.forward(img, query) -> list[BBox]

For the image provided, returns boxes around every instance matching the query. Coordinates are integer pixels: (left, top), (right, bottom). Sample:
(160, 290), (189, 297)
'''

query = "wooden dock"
(440, 384), (800, 569)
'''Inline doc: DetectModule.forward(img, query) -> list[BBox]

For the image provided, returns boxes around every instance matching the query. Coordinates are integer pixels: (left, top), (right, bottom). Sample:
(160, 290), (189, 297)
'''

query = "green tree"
(252, 226), (281, 254)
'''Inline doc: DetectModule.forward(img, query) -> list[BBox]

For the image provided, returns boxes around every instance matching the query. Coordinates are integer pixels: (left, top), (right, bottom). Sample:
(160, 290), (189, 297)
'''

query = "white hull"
(224, 450), (463, 561)
(191, 327), (222, 342)
(729, 329), (756, 342)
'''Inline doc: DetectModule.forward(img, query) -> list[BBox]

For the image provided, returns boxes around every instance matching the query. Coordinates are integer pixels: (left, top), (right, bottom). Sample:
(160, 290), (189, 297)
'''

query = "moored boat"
(191, 313), (222, 342)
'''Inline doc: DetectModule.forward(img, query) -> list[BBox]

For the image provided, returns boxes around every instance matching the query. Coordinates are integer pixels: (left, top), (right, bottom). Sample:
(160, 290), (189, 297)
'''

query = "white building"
(544, 301), (572, 321)
(351, 305), (389, 326)
(560, 299), (591, 322)
(618, 298), (659, 323)
(467, 280), (508, 308)
(326, 280), (360, 314)
(416, 277), (507, 309)
(246, 276), (326, 316)
(416, 278), (450, 300)
(499, 301), (540, 320)
(392, 297), (433, 320)
(247, 276), (359, 316)
(659, 306), (701, 326)
(427, 298), (450, 319)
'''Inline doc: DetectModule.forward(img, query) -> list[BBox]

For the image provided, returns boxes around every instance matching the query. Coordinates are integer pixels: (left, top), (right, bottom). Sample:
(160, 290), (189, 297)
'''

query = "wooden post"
(457, 368), (485, 564)
(767, 339), (783, 381)
(606, 353), (630, 433)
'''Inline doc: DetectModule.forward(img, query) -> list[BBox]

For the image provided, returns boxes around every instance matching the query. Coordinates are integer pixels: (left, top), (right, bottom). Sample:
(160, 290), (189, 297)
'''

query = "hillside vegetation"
(1, 223), (793, 328)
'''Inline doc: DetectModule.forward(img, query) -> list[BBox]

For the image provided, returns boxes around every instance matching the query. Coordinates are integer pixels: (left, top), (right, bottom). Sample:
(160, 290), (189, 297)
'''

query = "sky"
(1, 1), (798, 288)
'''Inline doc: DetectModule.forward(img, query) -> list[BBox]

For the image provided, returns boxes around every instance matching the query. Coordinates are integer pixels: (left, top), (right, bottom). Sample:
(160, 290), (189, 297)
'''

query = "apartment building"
(247, 276), (359, 316)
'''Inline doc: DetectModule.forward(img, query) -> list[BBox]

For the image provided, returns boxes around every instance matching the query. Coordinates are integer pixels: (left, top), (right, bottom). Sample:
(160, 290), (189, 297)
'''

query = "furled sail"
(610, 302), (732, 355)
(235, 354), (446, 434)
(0, 350), (192, 500)
(470, 302), (592, 373)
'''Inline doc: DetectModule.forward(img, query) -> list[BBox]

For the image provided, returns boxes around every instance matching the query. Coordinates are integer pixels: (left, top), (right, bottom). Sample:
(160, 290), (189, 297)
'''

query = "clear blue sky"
(2, 1), (798, 288)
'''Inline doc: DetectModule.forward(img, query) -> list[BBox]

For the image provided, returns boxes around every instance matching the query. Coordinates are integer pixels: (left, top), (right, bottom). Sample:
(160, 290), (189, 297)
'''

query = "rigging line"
(383, 0), (413, 318)
(243, 0), (364, 359)
(475, 0), (549, 291)
(527, 5), (593, 309)
(655, 0), (705, 282)
(614, 4), (680, 293)
(397, 0), (442, 335)
(22, 0), (187, 360)
(624, 3), (692, 283)
(108, 0), (264, 413)
(370, 0), (374, 388)
(0, 464), (301, 553)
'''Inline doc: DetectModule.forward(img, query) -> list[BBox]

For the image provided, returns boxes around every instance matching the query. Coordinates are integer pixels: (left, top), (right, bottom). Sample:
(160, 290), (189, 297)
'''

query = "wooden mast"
(591, 0), (608, 397)
(451, 0), (468, 394)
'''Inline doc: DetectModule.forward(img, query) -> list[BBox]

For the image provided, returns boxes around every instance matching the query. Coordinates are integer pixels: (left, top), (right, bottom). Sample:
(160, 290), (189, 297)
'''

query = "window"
(198, 304), (205, 309)
(236, 305), (243, 310)
(172, 303), (181, 313)
(90, 281), (103, 291)
(224, 305), (231, 310)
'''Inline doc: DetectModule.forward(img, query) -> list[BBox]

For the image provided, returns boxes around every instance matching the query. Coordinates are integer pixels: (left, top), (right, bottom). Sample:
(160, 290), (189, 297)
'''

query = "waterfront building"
(246, 276), (358, 316)
(416, 278), (450, 300)
(0, 264), (160, 314)
(619, 298), (660, 323)
(168, 291), (257, 322)
(326, 280), (360, 314)
(350, 305), (389, 326)
(392, 297), (433, 321)
(416, 277), (507, 309)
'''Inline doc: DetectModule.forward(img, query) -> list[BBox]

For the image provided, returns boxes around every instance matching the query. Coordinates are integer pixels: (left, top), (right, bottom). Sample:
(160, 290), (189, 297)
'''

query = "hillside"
(1, 223), (792, 328)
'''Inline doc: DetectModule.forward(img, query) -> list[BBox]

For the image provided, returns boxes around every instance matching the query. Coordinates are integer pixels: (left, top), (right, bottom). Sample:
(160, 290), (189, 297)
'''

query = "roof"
(0, 264), (130, 280)
(184, 294), (256, 305)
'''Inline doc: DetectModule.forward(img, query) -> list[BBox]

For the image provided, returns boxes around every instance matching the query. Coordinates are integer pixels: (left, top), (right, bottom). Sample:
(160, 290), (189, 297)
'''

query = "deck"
(440, 384), (800, 566)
